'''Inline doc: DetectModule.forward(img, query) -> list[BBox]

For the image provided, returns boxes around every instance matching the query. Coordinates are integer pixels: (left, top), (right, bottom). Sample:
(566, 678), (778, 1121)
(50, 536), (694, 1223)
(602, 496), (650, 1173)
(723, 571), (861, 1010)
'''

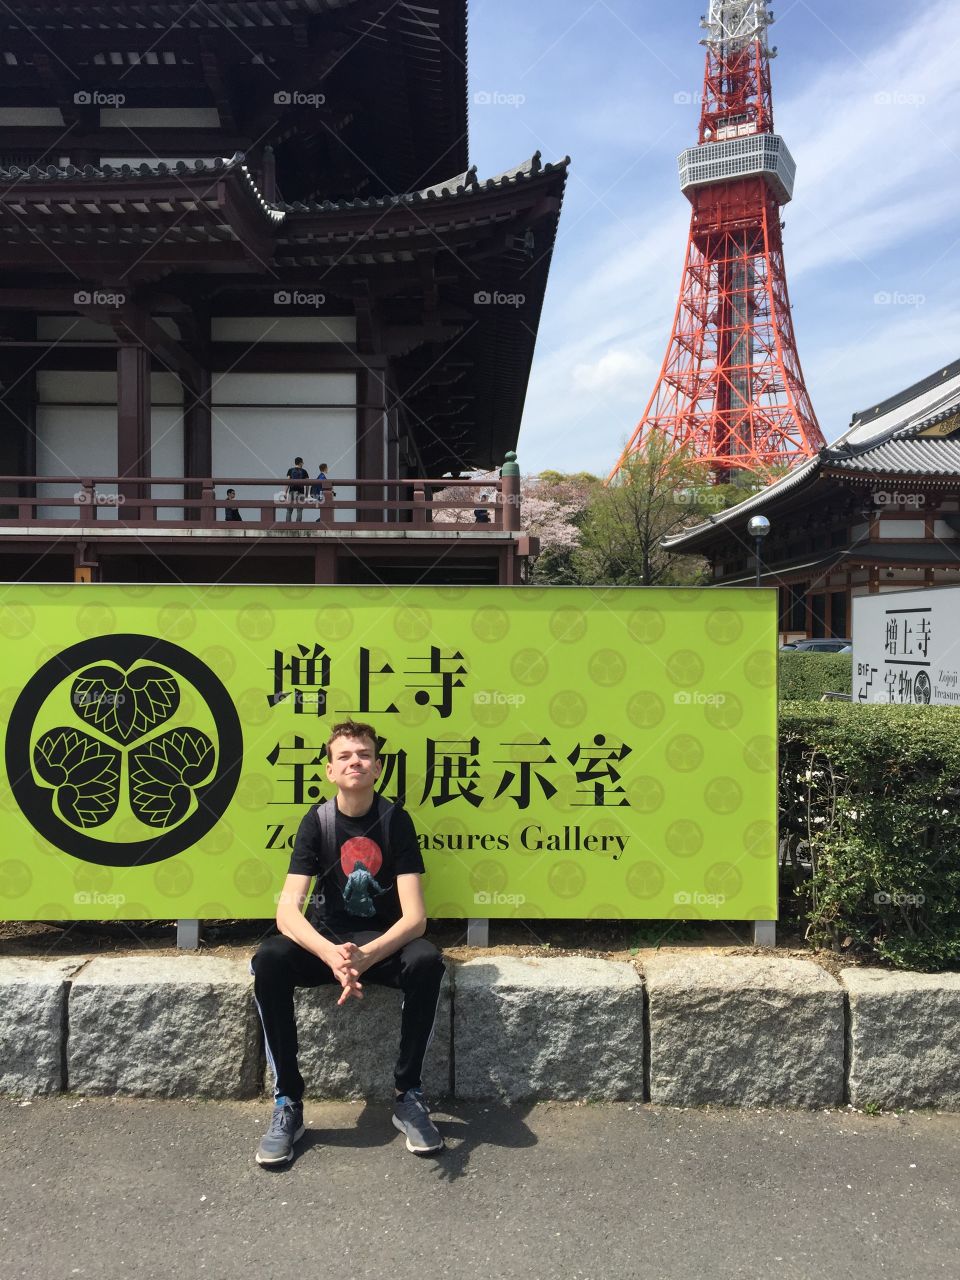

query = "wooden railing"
(0, 474), (521, 532)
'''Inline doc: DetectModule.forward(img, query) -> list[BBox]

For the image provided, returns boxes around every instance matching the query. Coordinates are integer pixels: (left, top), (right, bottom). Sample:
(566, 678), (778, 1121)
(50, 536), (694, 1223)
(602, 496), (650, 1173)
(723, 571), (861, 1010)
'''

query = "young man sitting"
(251, 720), (445, 1165)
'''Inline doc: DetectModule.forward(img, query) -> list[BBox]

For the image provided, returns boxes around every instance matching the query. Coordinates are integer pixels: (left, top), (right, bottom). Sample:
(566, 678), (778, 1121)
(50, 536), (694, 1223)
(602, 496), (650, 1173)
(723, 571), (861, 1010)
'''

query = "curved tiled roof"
(827, 393), (960, 475)
(0, 153), (286, 228)
(2, 152), (249, 186)
(276, 153), (570, 214)
(0, 151), (568, 223)
(842, 358), (960, 449)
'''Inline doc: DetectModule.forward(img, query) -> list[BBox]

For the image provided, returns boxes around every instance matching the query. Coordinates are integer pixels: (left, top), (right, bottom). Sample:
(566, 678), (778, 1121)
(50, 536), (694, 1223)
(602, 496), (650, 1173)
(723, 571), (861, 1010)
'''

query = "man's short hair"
(327, 720), (379, 759)
(294, 456), (303, 465)
(318, 462), (328, 470)
(226, 488), (236, 497)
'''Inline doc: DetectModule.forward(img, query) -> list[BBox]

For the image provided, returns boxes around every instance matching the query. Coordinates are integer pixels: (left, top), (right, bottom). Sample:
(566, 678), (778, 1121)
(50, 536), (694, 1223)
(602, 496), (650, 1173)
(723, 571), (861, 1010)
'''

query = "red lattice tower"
(610, 1), (824, 481)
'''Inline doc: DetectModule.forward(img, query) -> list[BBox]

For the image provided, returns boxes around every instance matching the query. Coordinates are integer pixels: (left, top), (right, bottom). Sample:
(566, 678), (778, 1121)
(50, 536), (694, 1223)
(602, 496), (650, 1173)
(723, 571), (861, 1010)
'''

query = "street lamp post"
(747, 512), (775, 951)
(747, 515), (771, 588)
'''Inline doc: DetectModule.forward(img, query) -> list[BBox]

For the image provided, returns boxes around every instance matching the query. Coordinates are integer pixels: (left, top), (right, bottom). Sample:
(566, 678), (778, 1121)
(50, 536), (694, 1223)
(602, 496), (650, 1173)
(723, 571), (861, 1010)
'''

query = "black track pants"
(251, 931), (445, 1101)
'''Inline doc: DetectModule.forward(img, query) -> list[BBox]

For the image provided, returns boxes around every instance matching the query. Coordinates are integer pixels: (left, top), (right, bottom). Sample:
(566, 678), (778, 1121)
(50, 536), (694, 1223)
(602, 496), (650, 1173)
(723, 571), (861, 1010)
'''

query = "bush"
(779, 702), (960, 970)
(779, 651), (851, 700)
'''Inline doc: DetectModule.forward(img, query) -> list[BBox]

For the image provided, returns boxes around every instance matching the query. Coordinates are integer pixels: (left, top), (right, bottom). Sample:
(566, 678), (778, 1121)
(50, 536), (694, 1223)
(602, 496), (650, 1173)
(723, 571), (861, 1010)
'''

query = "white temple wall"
(211, 372), (356, 521)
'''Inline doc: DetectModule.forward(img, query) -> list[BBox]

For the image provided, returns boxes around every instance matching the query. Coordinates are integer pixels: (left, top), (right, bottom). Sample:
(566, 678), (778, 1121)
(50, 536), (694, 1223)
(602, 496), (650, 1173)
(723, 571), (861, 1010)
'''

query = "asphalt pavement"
(2, 1097), (958, 1280)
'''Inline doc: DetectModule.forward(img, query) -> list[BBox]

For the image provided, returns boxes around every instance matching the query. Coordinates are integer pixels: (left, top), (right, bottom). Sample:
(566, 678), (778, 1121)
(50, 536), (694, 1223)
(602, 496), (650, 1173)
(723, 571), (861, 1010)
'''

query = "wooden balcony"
(0, 470), (534, 585)
(0, 473), (521, 532)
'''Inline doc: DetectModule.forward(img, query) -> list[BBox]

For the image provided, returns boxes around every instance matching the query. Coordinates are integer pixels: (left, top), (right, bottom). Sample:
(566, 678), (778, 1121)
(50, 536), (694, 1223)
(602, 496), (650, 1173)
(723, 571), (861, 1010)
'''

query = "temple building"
(663, 357), (960, 640)
(0, 0), (567, 585)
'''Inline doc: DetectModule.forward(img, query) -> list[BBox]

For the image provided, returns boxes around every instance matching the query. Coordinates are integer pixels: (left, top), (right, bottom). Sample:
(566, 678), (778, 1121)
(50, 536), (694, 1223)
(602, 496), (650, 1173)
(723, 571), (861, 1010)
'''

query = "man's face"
(326, 735), (382, 792)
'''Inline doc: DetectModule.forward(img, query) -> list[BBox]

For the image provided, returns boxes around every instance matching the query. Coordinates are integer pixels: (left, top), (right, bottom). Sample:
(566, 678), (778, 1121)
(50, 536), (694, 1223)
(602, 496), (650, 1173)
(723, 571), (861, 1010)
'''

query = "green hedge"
(778, 703), (960, 970)
(778, 651), (852, 700)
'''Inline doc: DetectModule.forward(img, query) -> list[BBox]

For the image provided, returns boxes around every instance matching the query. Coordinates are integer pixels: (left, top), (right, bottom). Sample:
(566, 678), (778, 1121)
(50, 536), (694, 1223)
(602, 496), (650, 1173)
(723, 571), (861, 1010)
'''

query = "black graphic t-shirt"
(287, 798), (424, 936)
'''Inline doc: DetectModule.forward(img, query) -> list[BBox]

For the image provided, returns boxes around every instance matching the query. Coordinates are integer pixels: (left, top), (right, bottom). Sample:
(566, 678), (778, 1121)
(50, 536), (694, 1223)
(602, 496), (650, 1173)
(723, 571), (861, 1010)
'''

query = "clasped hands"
(329, 941), (373, 1005)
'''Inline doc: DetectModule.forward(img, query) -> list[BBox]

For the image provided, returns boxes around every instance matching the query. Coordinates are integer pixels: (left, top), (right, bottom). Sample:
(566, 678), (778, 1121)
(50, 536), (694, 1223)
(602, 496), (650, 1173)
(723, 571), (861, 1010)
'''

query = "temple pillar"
(117, 344), (150, 520)
(356, 367), (387, 522)
(183, 368), (212, 521)
(0, 350), (36, 519)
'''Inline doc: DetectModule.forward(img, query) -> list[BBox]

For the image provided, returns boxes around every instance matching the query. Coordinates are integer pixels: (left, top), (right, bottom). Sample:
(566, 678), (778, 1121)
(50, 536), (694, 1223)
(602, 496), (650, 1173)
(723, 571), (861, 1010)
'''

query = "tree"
(430, 467), (597, 584)
(522, 471), (599, 584)
(574, 435), (712, 586)
(428, 469), (500, 524)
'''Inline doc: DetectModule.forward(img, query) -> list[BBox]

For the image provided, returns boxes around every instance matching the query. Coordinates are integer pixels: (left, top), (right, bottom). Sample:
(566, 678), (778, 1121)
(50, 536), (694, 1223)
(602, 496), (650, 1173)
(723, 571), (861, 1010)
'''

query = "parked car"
(789, 638), (852, 653)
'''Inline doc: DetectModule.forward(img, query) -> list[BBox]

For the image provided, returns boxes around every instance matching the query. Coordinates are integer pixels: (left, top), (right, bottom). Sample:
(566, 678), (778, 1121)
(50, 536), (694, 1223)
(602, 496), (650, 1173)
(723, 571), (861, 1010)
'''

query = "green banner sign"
(0, 584), (777, 921)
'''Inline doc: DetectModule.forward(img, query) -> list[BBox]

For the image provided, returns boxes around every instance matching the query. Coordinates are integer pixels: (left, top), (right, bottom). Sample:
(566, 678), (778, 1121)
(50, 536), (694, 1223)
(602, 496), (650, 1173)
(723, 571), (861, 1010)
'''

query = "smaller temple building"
(663, 357), (960, 641)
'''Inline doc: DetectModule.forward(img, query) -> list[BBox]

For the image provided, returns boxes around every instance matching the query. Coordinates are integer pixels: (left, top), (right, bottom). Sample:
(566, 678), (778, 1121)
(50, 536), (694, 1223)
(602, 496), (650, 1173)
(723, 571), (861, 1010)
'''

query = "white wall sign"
(853, 587), (960, 705)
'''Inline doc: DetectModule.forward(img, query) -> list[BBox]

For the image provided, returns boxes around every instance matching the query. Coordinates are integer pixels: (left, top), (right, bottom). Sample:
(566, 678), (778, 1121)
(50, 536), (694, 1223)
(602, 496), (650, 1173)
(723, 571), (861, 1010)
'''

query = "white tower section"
(678, 134), (794, 203)
(700, 2), (776, 54)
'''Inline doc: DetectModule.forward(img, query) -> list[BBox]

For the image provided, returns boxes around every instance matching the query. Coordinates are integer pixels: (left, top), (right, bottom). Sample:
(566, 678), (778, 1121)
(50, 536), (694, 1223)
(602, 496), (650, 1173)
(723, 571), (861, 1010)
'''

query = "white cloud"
(571, 347), (655, 392)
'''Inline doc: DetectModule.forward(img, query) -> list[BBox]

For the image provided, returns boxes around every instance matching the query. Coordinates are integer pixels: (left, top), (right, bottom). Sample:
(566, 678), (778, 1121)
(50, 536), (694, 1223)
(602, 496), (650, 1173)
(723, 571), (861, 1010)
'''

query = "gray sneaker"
(392, 1089), (443, 1154)
(256, 1098), (305, 1166)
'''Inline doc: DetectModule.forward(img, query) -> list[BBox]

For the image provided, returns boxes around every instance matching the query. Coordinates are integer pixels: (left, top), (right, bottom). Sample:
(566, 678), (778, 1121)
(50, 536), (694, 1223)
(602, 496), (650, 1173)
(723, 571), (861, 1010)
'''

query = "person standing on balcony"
(224, 489), (243, 522)
(283, 456), (310, 522)
(251, 720), (445, 1166)
(311, 462), (334, 518)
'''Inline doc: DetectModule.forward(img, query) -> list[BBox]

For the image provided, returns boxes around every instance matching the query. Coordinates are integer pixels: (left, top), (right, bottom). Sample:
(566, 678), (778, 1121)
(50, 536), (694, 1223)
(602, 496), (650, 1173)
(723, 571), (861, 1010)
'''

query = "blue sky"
(465, 0), (960, 476)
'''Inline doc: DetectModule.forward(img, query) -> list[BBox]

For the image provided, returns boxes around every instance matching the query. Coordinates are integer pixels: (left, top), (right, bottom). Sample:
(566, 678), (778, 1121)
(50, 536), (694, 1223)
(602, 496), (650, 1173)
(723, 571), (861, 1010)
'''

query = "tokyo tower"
(610, 1), (824, 480)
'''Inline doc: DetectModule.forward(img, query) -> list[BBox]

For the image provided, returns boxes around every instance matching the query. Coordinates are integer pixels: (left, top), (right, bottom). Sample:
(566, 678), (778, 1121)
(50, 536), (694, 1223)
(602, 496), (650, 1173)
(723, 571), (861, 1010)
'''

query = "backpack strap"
(315, 795), (337, 857)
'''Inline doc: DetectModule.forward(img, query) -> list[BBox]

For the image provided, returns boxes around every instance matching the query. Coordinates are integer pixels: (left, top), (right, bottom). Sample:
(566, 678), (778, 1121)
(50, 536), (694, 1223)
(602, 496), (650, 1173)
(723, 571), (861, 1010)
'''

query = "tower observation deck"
(610, 1), (824, 481)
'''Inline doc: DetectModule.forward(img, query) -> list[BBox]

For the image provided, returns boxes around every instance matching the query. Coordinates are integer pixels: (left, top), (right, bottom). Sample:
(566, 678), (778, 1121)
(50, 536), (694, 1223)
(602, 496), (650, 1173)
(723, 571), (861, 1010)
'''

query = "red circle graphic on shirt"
(340, 836), (382, 878)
